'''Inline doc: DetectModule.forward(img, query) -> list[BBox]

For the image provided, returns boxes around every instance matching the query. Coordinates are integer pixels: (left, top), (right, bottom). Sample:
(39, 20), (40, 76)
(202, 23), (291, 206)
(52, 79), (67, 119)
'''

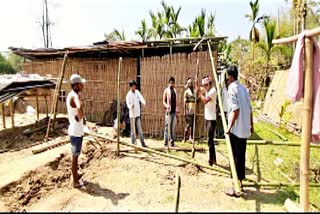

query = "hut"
(10, 37), (226, 139)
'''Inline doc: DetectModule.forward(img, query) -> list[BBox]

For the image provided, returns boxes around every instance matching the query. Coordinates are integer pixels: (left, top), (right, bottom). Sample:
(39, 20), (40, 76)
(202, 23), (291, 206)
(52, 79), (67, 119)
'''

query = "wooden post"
(117, 57), (122, 156)
(9, 99), (14, 128)
(44, 95), (48, 118)
(174, 171), (181, 212)
(36, 94), (39, 122)
(300, 37), (313, 211)
(45, 51), (68, 140)
(1, 104), (5, 129)
(207, 41), (241, 194)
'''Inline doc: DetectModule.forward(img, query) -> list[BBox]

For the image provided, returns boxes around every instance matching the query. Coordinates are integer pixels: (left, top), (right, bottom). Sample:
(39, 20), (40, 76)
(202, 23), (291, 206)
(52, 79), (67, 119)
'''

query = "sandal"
(73, 180), (87, 189)
(224, 187), (241, 198)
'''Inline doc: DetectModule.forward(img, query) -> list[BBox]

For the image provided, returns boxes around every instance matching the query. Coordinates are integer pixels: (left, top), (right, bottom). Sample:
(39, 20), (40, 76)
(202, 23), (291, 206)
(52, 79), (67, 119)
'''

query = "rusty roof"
(9, 36), (227, 60)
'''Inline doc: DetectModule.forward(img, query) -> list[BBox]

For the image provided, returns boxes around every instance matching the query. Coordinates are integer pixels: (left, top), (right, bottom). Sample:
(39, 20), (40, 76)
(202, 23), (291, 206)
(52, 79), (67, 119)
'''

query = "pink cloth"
(287, 32), (320, 142)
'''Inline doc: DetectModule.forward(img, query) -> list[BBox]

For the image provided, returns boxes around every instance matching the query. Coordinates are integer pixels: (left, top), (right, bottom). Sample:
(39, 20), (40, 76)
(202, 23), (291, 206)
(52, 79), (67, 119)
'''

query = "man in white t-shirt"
(197, 75), (217, 166)
(126, 80), (147, 147)
(66, 74), (86, 188)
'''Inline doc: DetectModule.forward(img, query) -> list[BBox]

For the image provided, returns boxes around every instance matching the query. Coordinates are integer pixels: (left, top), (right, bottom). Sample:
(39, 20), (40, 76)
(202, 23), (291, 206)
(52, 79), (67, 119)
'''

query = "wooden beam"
(299, 37), (313, 211)
(207, 41), (241, 194)
(9, 99), (14, 128)
(1, 104), (5, 129)
(117, 147), (205, 153)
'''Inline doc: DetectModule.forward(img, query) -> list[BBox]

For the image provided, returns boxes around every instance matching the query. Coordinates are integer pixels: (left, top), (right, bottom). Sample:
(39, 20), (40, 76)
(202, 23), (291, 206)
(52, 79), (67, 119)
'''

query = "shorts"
(70, 136), (83, 156)
(185, 114), (194, 128)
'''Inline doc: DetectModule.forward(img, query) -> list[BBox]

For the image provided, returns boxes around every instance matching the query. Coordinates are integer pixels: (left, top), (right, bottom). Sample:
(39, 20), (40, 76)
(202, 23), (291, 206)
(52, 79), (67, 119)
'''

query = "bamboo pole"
(300, 37), (313, 211)
(117, 57), (122, 156)
(207, 41), (241, 194)
(174, 171), (181, 213)
(214, 139), (320, 148)
(242, 182), (320, 188)
(272, 26), (320, 44)
(9, 99), (14, 128)
(117, 147), (205, 153)
(36, 94), (39, 122)
(45, 95), (48, 118)
(52, 51), (68, 130)
(45, 51), (68, 141)
(87, 132), (230, 175)
(1, 104), (5, 129)
(191, 58), (200, 158)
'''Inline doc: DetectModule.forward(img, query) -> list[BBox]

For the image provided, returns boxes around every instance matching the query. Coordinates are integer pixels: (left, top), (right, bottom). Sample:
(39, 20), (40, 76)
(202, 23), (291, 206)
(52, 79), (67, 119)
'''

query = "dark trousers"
(206, 120), (216, 162)
(230, 133), (247, 181)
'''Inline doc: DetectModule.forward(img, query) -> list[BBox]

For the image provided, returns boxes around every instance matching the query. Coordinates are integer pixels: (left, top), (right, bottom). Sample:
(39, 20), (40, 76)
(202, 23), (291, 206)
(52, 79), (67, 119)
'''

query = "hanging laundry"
(287, 32), (320, 142)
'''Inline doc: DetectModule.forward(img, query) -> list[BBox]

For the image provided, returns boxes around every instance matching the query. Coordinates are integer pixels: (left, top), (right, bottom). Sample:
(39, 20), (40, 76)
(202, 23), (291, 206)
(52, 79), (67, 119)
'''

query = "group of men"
(66, 64), (253, 196)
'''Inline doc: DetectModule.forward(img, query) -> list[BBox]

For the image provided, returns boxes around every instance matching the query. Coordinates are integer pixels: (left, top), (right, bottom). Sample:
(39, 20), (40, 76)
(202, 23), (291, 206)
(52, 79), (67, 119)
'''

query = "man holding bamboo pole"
(197, 75), (217, 166)
(126, 80), (148, 147)
(225, 65), (253, 194)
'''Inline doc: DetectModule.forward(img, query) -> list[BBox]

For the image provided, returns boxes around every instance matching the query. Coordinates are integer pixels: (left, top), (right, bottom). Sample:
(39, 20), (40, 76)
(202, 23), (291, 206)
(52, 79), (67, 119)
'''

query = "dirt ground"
(0, 114), (288, 212)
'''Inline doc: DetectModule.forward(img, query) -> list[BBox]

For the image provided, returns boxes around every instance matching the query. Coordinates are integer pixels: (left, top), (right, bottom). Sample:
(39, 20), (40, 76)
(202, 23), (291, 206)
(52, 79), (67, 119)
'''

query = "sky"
(0, 0), (289, 52)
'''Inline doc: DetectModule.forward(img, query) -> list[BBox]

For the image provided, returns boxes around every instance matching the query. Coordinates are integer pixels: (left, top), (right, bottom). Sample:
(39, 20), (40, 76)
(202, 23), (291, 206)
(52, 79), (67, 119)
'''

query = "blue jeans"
(130, 116), (146, 146)
(164, 112), (176, 146)
(70, 136), (83, 156)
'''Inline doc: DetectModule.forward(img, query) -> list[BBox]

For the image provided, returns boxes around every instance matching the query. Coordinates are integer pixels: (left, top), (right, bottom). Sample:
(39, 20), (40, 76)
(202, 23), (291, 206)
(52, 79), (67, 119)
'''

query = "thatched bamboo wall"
(140, 51), (217, 139)
(22, 58), (137, 122)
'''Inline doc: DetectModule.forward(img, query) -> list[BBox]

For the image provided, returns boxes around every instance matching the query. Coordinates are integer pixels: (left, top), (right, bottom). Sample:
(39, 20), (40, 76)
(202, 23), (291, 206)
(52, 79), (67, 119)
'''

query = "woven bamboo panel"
(22, 58), (137, 122)
(140, 51), (215, 139)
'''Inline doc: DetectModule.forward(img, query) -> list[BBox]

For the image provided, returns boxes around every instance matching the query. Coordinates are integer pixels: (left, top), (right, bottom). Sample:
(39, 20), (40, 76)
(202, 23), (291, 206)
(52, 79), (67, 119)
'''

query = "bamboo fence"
(140, 51), (215, 139)
(22, 58), (137, 122)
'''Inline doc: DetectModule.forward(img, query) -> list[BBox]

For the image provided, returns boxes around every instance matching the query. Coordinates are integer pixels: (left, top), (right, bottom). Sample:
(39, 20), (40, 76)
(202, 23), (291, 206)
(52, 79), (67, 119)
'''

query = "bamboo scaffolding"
(271, 26), (320, 211)
(117, 57), (122, 156)
(207, 41), (241, 194)
(87, 132), (230, 175)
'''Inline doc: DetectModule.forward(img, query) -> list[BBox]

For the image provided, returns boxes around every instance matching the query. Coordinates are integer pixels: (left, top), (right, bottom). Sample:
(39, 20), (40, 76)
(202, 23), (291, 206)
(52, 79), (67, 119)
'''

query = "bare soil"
(0, 114), (288, 212)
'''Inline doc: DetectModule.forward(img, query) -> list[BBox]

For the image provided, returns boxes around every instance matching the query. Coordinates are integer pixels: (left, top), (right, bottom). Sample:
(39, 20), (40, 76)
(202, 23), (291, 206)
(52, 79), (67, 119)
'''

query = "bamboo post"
(174, 171), (181, 213)
(44, 95), (48, 118)
(1, 104), (5, 129)
(117, 57), (122, 156)
(191, 58), (200, 158)
(300, 37), (313, 211)
(45, 51), (68, 141)
(207, 41), (241, 194)
(132, 96), (138, 153)
(36, 94), (39, 122)
(9, 99), (14, 128)
(87, 132), (230, 175)
(52, 51), (69, 130)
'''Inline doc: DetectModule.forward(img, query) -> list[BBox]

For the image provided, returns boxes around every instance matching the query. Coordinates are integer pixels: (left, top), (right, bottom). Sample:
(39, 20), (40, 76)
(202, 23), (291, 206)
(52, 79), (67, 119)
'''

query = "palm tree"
(206, 12), (215, 37)
(168, 5), (185, 38)
(257, 19), (277, 98)
(105, 29), (126, 41)
(135, 19), (152, 41)
(160, 0), (172, 38)
(245, 0), (269, 71)
(149, 11), (165, 39)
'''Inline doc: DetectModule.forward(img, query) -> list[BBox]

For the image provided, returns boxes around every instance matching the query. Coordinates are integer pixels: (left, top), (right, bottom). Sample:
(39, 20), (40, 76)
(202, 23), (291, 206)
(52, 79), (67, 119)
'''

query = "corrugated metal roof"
(0, 74), (56, 104)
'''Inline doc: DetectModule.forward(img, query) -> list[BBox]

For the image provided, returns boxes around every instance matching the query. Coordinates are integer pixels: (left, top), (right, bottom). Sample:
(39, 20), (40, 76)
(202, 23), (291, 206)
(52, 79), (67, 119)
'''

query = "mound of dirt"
(183, 164), (200, 176)
(0, 139), (119, 212)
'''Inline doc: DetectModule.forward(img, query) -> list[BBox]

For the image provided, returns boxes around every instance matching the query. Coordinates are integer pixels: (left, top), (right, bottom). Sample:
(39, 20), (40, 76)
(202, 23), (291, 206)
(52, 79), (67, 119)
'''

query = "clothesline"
(272, 26), (320, 44)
